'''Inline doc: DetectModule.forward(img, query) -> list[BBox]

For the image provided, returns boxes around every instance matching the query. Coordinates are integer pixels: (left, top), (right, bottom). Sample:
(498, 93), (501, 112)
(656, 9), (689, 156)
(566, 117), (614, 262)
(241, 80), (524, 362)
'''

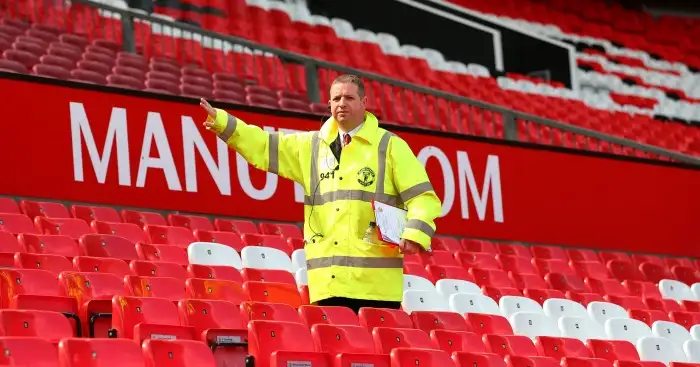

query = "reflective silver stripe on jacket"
(307, 256), (404, 270)
(218, 114), (237, 142)
(405, 218), (435, 237)
(304, 190), (400, 207)
(399, 181), (434, 203)
(268, 132), (280, 174)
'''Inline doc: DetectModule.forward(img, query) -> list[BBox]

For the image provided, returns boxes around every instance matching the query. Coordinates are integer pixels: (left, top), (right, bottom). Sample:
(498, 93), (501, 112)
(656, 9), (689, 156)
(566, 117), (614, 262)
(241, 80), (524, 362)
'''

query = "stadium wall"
(1, 73), (698, 256)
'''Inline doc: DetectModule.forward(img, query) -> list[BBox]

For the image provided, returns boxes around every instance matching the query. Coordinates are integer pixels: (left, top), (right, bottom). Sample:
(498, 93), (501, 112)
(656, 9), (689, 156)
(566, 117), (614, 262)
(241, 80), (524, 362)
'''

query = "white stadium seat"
(187, 242), (243, 269)
(500, 296), (544, 319)
(240, 246), (293, 272)
(543, 298), (590, 321)
(683, 340), (700, 363)
(588, 301), (629, 325)
(449, 293), (500, 315)
(605, 317), (653, 345)
(295, 267), (307, 285)
(637, 336), (687, 364)
(659, 280), (695, 301)
(290, 249), (306, 273)
(652, 321), (693, 346)
(435, 278), (481, 298)
(558, 315), (608, 342)
(402, 289), (450, 314)
(404, 274), (436, 292)
(509, 312), (561, 339)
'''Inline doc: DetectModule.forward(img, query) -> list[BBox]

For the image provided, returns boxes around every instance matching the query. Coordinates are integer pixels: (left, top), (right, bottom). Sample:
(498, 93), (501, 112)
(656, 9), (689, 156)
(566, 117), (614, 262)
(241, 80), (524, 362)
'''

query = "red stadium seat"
(186, 264), (244, 282)
(358, 307), (413, 330)
(58, 271), (124, 338)
(456, 252), (500, 269)
(129, 260), (187, 280)
(79, 233), (139, 261)
(586, 339), (640, 362)
(0, 337), (60, 366)
(111, 296), (195, 342)
(186, 278), (247, 305)
(17, 233), (79, 257)
(259, 222), (303, 238)
(423, 251), (460, 267)
(90, 221), (148, 245)
(566, 249), (600, 263)
(404, 263), (435, 281)
(498, 255), (538, 275)
(483, 286), (523, 303)
(426, 265), (473, 282)
(248, 320), (327, 367)
(639, 262), (674, 283)
(522, 289), (565, 305)
(598, 252), (632, 264)
(628, 309), (670, 326)
(461, 240), (496, 254)
(566, 292), (604, 306)
(311, 323), (389, 366)
(432, 236), (463, 252)
(533, 259), (575, 277)
(35, 217), (91, 240)
(0, 198), (20, 213)
(506, 356), (560, 367)
(530, 245), (568, 261)
(430, 330), (485, 354)
(604, 295), (648, 311)
(483, 335), (538, 357)
(0, 309), (73, 342)
(453, 352), (507, 367)
(124, 275), (186, 300)
(535, 336), (593, 359)
(136, 244), (188, 265)
(570, 261), (611, 279)
(241, 268), (296, 285)
(497, 244), (532, 258)
(607, 260), (646, 281)
(71, 205), (122, 224)
(391, 348), (455, 367)
(20, 200), (70, 219)
(372, 327), (433, 353)
(241, 233), (294, 256)
(142, 339), (217, 367)
(121, 210), (167, 228)
(509, 273), (547, 290)
(241, 301), (302, 323)
(0, 213), (37, 234)
(585, 278), (630, 297)
(13, 252), (72, 277)
(623, 281), (663, 299)
(167, 213), (214, 231)
(72, 256), (130, 278)
(145, 225), (196, 247)
(177, 299), (247, 363)
(193, 230), (244, 252)
(243, 281), (303, 307)
(411, 311), (471, 333)
(58, 338), (145, 366)
(672, 266), (700, 285)
(546, 273), (590, 293)
(214, 218), (258, 234)
(299, 305), (360, 327)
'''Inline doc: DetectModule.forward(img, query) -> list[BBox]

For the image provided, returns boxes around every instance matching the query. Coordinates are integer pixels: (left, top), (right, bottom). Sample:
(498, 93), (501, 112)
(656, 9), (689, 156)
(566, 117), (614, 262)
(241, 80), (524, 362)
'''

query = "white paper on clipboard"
(372, 201), (408, 245)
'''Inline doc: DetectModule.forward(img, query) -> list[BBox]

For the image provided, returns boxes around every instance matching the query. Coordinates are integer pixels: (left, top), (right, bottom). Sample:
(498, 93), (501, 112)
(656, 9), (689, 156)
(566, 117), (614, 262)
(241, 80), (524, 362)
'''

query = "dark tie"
(343, 134), (352, 147)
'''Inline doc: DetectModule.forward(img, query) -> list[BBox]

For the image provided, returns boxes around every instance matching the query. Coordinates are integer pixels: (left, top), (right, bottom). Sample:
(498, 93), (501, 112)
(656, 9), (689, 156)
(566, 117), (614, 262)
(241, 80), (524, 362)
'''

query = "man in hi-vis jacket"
(201, 74), (442, 313)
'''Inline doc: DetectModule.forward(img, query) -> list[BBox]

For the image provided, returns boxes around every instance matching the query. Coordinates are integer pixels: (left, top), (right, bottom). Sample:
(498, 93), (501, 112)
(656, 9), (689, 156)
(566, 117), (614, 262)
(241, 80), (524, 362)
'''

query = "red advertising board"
(1, 76), (699, 256)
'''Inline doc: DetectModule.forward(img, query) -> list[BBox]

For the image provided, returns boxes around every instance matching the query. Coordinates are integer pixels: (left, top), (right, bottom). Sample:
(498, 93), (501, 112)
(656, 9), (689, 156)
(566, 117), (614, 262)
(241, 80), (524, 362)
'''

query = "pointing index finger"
(200, 98), (216, 118)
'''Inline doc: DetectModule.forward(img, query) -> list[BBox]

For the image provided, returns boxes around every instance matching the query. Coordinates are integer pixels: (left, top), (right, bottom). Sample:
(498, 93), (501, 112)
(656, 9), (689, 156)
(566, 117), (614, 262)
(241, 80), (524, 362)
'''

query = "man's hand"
(200, 98), (217, 130)
(399, 239), (423, 255)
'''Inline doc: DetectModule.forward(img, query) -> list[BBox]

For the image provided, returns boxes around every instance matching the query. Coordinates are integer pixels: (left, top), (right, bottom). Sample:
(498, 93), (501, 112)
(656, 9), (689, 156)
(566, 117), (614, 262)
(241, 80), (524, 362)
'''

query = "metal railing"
(7, 0), (700, 165)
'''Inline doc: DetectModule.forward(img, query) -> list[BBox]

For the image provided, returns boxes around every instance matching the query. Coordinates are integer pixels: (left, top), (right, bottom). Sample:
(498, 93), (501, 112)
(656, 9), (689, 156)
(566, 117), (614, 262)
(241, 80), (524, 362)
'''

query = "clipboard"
(371, 200), (408, 245)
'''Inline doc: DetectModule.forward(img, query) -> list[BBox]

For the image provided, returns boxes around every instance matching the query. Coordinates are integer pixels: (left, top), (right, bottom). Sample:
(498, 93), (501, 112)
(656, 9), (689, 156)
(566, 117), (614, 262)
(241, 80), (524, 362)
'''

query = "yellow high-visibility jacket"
(209, 108), (442, 303)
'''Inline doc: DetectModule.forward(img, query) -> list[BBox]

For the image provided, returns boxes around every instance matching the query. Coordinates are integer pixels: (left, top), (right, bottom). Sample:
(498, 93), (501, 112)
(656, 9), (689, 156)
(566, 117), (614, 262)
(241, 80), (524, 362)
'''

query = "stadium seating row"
(2, 0), (699, 159)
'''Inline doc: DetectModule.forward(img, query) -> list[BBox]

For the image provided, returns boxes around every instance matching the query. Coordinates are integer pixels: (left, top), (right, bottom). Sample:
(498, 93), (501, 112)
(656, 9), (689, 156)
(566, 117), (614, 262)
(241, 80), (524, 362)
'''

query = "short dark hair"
(331, 74), (365, 98)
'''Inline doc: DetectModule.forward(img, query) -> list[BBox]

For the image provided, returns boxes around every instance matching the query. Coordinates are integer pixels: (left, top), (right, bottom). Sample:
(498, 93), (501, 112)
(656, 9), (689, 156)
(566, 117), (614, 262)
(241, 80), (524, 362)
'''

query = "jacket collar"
(320, 112), (380, 146)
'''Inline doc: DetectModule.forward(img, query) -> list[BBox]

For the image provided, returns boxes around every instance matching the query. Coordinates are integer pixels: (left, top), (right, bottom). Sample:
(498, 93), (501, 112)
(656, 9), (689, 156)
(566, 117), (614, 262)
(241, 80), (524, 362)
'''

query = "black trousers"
(316, 297), (401, 314)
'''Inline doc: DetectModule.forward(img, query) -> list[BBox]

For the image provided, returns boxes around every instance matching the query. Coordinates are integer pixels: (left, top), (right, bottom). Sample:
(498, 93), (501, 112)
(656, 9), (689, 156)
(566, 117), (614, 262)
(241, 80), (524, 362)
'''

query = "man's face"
(329, 82), (367, 125)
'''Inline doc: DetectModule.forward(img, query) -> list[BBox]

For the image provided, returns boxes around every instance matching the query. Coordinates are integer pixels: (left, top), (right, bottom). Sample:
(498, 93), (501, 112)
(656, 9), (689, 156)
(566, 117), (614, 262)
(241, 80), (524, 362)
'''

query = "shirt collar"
(339, 123), (363, 146)
(320, 111), (380, 146)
